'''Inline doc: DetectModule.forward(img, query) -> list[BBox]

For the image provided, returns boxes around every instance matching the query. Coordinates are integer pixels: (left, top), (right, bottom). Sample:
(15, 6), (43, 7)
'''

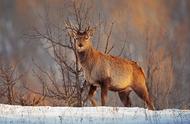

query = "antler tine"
(64, 19), (79, 32)
(85, 26), (90, 32)
(71, 22), (79, 32)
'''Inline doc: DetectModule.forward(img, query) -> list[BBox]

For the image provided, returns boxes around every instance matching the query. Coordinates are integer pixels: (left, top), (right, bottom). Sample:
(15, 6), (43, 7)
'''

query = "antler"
(65, 19), (96, 36)
(84, 26), (90, 33)
(64, 19), (79, 33)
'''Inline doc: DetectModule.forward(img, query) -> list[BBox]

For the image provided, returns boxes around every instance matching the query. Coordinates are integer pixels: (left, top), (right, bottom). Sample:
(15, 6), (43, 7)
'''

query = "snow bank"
(0, 104), (190, 124)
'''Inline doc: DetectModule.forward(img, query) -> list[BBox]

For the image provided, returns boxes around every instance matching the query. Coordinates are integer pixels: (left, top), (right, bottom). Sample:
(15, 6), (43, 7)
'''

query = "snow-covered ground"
(0, 104), (190, 124)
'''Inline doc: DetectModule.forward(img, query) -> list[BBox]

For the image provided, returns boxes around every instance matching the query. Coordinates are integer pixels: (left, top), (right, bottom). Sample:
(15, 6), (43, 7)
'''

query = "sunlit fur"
(75, 31), (155, 110)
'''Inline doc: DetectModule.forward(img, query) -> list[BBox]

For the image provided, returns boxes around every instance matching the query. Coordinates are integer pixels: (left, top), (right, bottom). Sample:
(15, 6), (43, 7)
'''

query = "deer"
(66, 24), (155, 110)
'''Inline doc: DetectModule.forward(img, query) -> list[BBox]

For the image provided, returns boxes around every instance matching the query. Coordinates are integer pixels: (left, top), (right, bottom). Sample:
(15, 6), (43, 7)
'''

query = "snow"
(0, 104), (190, 124)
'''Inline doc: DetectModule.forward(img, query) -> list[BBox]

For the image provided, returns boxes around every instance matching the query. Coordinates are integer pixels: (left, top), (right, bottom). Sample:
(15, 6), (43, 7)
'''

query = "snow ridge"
(0, 104), (190, 124)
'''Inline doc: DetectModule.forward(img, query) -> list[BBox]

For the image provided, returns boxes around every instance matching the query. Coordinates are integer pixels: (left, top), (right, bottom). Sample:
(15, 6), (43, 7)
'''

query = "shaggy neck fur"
(77, 46), (97, 70)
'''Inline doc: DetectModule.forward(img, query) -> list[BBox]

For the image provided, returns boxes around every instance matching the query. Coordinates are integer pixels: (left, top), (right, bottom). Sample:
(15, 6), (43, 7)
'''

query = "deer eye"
(75, 37), (79, 40)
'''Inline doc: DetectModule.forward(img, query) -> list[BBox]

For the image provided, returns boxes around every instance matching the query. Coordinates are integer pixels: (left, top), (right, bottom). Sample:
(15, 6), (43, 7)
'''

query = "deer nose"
(78, 43), (83, 47)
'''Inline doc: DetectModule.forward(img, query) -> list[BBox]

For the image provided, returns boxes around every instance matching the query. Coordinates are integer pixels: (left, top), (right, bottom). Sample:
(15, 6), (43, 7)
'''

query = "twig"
(104, 22), (114, 54)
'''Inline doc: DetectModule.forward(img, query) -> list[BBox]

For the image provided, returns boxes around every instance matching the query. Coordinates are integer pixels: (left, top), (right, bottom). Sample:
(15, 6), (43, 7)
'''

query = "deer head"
(65, 21), (95, 52)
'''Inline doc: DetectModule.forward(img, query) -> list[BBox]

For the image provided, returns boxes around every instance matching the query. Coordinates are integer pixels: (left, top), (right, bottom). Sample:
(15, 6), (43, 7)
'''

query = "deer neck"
(77, 47), (97, 69)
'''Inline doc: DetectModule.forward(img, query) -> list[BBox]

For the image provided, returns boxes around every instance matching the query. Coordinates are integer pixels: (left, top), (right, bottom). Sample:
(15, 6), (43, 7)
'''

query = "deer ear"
(87, 27), (96, 37)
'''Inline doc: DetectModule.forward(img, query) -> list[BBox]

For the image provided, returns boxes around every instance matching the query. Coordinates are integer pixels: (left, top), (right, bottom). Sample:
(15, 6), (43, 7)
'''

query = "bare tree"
(144, 26), (174, 109)
(0, 63), (23, 104)
(24, 0), (96, 107)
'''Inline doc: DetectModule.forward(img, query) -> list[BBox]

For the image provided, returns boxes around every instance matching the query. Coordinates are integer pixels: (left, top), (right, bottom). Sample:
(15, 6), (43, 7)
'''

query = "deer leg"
(85, 85), (97, 106)
(118, 90), (132, 107)
(132, 84), (155, 110)
(101, 85), (108, 106)
(100, 78), (110, 106)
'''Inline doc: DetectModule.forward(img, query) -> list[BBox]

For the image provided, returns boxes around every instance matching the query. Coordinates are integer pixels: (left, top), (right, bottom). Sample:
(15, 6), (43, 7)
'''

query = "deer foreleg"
(101, 86), (108, 106)
(85, 85), (97, 106)
(100, 78), (110, 106)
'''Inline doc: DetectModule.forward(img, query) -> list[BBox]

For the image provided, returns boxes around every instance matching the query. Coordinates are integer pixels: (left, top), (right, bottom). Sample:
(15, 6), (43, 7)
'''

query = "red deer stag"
(66, 24), (155, 110)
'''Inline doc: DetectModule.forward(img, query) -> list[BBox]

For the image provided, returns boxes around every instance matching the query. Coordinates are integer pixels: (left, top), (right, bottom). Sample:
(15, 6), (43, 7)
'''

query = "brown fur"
(73, 31), (155, 110)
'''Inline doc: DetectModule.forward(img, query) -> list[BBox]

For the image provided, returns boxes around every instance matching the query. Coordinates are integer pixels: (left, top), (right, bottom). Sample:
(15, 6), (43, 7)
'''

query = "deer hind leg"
(85, 85), (97, 106)
(132, 84), (155, 110)
(118, 90), (132, 107)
